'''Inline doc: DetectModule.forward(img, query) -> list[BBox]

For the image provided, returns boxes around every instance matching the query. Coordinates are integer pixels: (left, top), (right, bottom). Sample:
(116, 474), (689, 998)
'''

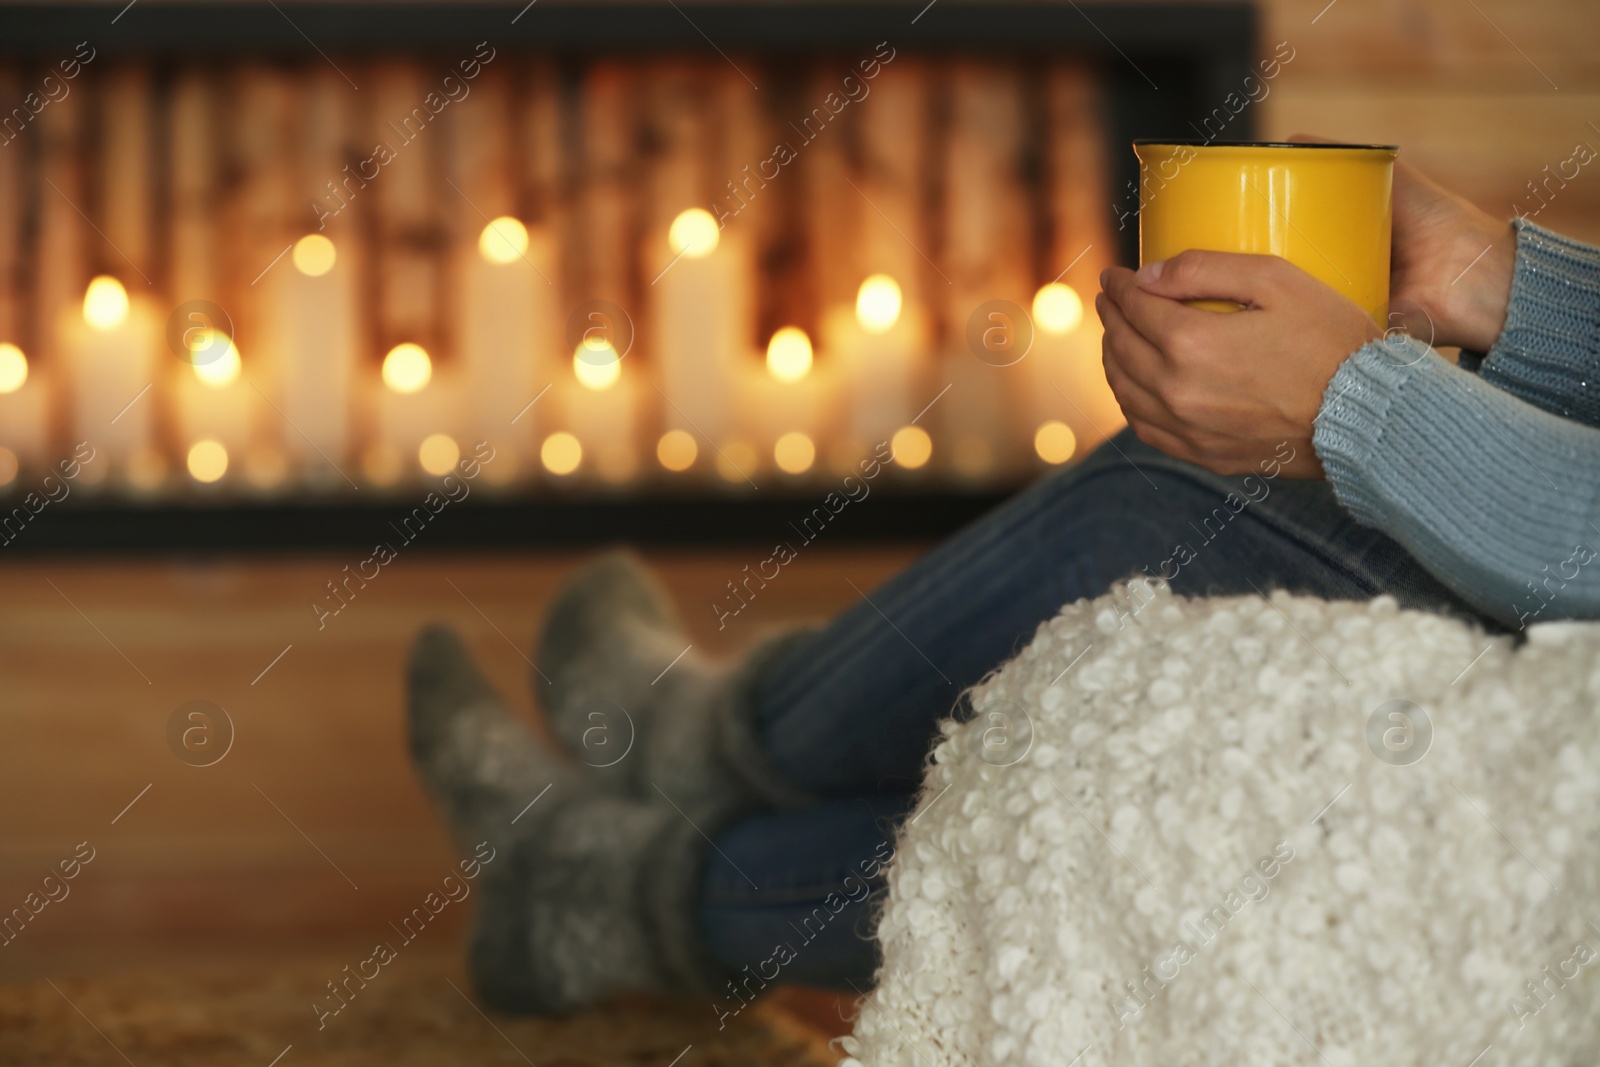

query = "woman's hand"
(1097, 251), (1381, 479)
(1387, 157), (1516, 351)
(1289, 135), (1515, 351)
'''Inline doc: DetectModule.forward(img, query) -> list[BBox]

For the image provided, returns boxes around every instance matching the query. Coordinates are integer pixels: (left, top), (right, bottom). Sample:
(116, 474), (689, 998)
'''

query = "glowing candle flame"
(189, 330), (242, 388)
(856, 275), (902, 334)
(383, 343), (432, 394)
(668, 208), (720, 258)
(573, 339), (621, 391)
(1033, 283), (1084, 335)
(84, 276), (129, 331)
(0, 344), (27, 394)
(293, 234), (338, 276)
(479, 217), (529, 264)
(766, 327), (813, 382)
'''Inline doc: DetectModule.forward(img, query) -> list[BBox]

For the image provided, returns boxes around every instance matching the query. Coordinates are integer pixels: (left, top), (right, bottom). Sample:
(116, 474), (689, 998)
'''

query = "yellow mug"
(1132, 140), (1398, 325)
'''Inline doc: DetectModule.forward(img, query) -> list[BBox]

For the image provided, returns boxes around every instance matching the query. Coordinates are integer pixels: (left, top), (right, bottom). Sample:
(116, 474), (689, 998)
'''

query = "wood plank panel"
(0, 548), (920, 981)
(1265, 89), (1600, 243)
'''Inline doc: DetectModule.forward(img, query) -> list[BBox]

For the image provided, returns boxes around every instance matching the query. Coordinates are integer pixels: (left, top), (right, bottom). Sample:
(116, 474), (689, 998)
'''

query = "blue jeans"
(697, 430), (1491, 990)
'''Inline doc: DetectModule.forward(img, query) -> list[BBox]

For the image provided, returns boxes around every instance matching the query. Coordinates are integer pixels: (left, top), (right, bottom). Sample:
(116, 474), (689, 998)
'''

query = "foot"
(406, 625), (724, 1013)
(408, 623), (567, 848)
(535, 551), (815, 825)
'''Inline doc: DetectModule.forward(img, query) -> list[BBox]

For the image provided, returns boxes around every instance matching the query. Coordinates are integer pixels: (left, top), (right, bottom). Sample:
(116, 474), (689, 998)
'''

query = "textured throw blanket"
(845, 581), (1600, 1067)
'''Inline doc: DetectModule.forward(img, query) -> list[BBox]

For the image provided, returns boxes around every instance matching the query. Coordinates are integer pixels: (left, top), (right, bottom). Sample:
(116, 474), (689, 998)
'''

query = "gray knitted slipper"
(407, 624), (727, 1014)
(535, 551), (816, 826)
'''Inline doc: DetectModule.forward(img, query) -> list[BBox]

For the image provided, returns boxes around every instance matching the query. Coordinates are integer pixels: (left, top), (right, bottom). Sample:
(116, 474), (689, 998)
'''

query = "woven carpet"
(0, 959), (842, 1067)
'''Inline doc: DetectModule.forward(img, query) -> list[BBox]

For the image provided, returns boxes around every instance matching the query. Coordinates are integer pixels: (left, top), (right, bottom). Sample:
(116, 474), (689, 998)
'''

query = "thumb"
(1135, 249), (1295, 308)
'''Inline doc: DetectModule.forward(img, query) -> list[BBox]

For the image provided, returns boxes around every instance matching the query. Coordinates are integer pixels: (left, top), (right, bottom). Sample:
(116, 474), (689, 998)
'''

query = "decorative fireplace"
(0, 2), (1255, 549)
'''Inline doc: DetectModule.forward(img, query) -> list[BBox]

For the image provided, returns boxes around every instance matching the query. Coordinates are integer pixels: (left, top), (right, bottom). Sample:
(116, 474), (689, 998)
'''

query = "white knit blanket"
(845, 581), (1600, 1067)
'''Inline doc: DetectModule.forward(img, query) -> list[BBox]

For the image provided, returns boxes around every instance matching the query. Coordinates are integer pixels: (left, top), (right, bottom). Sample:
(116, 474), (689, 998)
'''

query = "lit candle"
(76, 67), (162, 489)
(374, 342), (455, 483)
(279, 233), (357, 484)
(459, 216), (556, 471)
(561, 339), (638, 484)
(66, 277), (160, 481)
(174, 329), (251, 467)
(651, 208), (752, 451)
(824, 274), (927, 451)
(0, 345), (48, 470)
(1028, 280), (1099, 455)
(739, 327), (835, 470)
(277, 70), (358, 489)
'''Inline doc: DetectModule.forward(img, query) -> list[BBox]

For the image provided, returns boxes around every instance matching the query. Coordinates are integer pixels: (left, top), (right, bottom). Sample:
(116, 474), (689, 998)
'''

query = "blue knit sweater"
(1314, 220), (1600, 629)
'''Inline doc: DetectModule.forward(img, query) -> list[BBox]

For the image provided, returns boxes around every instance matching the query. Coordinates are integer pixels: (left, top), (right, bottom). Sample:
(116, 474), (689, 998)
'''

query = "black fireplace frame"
(0, 1), (1255, 553)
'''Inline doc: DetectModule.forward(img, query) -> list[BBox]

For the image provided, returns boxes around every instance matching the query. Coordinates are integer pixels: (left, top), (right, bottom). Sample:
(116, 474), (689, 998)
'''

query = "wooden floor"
(0, 547), (917, 992)
(0, 951), (847, 1067)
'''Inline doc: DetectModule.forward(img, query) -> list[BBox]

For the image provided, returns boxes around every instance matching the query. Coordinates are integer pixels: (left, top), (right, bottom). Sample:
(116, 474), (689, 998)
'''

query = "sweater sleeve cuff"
(1479, 218), (1600, 424)
(1311, 337), (1436, 529)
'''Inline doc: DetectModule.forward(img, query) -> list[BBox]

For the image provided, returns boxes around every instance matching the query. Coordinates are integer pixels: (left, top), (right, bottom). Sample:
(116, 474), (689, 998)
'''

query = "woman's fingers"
(1098, 290), (1190, 447)
(1100, 335), (1169, 429)
(1101, 266), (1190, 353)
(1132, 249), (1295, 308)
(1096, 288), (1168, 386)
(1103, 253), (1298, 369)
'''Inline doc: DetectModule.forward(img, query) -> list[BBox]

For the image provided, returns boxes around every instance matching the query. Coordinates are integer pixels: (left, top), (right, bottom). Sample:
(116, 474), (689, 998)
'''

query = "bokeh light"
(382, 343), (431, 394)
(479, 217), (529, 264)
(418, 433), (460, 476)
(573, 340), (621, 390)
(890, 425), (932, 469)
(766, 327), (814, 382)
(773, 431), (816, 475)
(84, 276), (129, 331)
(541, 431), (582, 475)
(856, 274), (903, 334)
(186, 439), (229, 483)
(189, 330), (242, 388)
(293, 234), (338, 277)
(0, 343), (27, 393)
(668, 208), (720, 258)
(1034, 420), (1077, 464)
(1033, 283), (1084, 335)
(657, 429), (698, 472)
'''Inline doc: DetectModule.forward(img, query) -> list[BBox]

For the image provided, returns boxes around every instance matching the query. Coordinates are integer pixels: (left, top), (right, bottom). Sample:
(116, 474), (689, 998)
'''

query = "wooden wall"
(0, 551), (916, 982)
(1249, 0), (1600, 243)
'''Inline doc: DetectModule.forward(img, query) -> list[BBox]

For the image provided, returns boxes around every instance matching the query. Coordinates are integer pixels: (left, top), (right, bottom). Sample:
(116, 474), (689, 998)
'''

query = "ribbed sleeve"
(1315, 337), (1600, 628)
(1478, 220), (1600, 427)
